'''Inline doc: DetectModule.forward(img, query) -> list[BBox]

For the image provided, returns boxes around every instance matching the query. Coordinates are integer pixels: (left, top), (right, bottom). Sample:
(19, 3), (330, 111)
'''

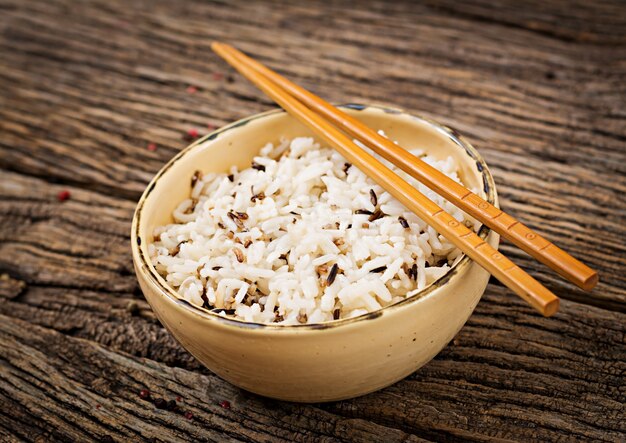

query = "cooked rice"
(149, 134), (479, 325)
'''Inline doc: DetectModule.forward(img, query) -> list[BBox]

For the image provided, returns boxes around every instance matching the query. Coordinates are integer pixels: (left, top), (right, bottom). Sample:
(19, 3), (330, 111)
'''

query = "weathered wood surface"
(0, 0), (624, 441)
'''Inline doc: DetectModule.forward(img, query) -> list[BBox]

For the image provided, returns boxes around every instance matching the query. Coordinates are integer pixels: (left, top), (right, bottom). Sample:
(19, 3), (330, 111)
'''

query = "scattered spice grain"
(154, 398), (167, 409)
(219, 400), (231, 409)
(184, 128), (199, 141)
(57, 190), (71, 201)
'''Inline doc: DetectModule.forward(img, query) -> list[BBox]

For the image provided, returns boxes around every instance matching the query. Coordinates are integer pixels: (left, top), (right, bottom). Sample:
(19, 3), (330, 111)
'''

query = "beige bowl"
(131, 104), (499, 402)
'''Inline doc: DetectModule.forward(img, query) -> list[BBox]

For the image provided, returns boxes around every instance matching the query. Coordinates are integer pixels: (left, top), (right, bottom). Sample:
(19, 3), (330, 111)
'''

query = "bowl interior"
(134, 104), (496, 323)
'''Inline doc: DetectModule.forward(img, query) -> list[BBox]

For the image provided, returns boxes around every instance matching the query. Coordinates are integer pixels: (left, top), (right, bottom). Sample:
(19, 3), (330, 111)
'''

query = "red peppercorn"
(184, 411), (193, 420)
(212, 72), (223, 81)
(219, 400), (231, 409)
(176, 396), (182, 402)
(186, 85), (198, 94)
(139, 389), (150, 399)
(147, 143), (157, 152)
(183, 128), (199, 141)
(57, 190), (71, 201)
(96, 404), (101, 409)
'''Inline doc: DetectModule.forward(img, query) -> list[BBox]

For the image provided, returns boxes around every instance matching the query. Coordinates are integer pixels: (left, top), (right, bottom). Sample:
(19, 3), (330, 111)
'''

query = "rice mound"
(149, 135), (479, 325)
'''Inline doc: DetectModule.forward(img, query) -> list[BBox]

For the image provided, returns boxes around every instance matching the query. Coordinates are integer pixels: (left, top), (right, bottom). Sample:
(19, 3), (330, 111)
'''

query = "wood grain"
(0, 0), (625, 441)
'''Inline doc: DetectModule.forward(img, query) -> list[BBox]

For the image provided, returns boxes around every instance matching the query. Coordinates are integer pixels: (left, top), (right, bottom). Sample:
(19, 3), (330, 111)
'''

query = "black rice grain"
(251, 161), (266, 171)
(227, 211), (245, 229)
(368, 209), (384, 222)
(191, 170), (202, 188)
(327, 263), (339, 285)
(369, 189), (378, 207)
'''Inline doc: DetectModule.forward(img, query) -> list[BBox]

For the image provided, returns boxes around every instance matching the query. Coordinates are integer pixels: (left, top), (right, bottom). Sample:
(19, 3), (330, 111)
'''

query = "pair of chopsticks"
(211, 42), (598, 317)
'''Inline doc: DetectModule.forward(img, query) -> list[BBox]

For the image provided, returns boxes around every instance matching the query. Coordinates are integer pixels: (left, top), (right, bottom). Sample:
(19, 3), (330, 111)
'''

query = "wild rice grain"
(227, 211), (245, 229)
(369, 189), (378, 207)
(233, 248), (244, 262)
(368, 209), (384, 222)
(327, 264), (339, 285)
(191, 170), (202, 188)
(251, 161), (266, 172)
(251, 192), (266, 202)
(170, 243), (182, 256)
(297, 310), (308, 324)
(398, 216), (409, 229)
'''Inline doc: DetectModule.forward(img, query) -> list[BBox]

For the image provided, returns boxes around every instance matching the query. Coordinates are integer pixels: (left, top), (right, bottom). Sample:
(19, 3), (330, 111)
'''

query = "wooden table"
(1, 0), (624, 441)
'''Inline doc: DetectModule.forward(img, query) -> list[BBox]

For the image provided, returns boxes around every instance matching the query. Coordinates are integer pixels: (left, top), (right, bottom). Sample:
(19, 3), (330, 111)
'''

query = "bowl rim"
(131, 103), (497, 331)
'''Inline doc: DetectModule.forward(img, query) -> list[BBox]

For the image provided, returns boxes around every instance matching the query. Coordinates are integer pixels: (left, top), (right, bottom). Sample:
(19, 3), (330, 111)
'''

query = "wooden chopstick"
(212, 42), (559, 316)
(215, 44), (598, 292)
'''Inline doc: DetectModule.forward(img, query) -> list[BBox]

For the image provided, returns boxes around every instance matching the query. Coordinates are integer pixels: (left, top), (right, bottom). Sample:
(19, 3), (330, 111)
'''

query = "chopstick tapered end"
(581, 271), (599, 291)
(543, 297), (560, 317)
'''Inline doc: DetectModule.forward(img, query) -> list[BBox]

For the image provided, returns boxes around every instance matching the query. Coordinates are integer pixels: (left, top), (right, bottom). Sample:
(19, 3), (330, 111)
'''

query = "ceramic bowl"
(131, 104), (499, 402)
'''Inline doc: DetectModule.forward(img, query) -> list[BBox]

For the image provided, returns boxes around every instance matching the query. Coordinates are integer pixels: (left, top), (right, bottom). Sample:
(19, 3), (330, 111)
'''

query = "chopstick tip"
(581, 271), (599, 291)
(544, 297), (560, 317)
